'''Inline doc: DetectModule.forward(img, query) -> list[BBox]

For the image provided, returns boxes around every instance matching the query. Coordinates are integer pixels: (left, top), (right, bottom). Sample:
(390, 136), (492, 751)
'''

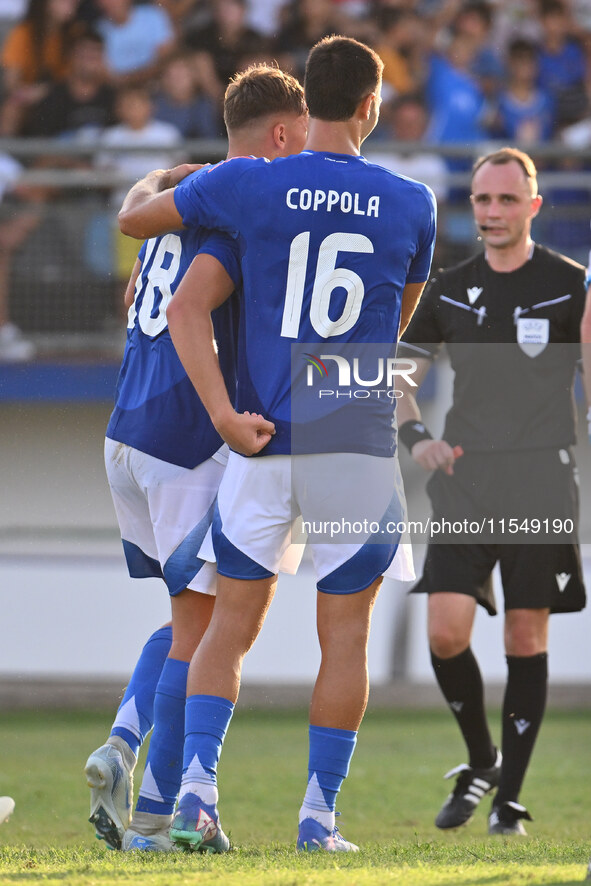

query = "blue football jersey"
(174, 151), (436, 456)
(106, 223), (241, 469)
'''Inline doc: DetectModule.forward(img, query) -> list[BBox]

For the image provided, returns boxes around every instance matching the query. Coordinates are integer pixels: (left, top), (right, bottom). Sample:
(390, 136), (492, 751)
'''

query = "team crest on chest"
(516, 318), (549, 357)
(466, 286), (483, 305)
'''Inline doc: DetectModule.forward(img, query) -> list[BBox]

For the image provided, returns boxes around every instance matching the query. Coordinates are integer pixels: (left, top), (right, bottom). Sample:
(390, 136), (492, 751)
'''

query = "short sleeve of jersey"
(197, 230), (241, 290)
(567, 263), (586, 343)
(398, 272), (444, 360)
(173, 158), (254, 236)
(137, 240), (147, 264)
(406, 184), (437, 284)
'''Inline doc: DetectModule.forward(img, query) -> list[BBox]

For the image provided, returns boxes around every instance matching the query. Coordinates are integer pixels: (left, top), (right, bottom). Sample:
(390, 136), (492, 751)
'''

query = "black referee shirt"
(398, 244), (586, 452)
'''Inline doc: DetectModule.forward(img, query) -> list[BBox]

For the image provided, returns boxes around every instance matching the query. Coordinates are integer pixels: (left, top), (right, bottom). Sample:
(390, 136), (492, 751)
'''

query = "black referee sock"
(430, 646), (496, 769)
(495, 652), (548, 807)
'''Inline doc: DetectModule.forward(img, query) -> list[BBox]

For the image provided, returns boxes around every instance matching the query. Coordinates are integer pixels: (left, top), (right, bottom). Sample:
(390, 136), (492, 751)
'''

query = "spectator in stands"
(22, 30), (116, 138)
(183, 0), (269, 104)
(537, 0), (588, 128)
(95, 0), (176, 88)
(491, 37), (555, 142)
(0, 154), (43, 361)
(244, 0), (291, 38)
(368, 93), (449, 204)
(97, 85), (183, 318)
(152, 51), (221, 139)
(98, 84), (182, 186)
(452, 0), (504, 90)
(425, 27), (490, 252)
(275, 0), (342, 79)
(374, 8), (424, 101)
(0, 0), (81, 134)
(425, 29), (490, 147)
(538, 96), (591, 266)
(367, 92), (448, 262)
(561, 99), (591, 147)
(488, 0), (543, 52)
(0, 0), (26, 54)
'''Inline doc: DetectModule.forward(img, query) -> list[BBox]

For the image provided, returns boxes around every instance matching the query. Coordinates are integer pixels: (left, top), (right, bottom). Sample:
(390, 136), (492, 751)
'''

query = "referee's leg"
(496, 607), (549, 808)
(427, 592), (500, 830)
(428, 592), (497, 770)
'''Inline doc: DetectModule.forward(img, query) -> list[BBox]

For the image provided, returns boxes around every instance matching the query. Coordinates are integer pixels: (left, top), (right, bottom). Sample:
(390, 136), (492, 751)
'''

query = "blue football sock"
(110, 625), (172, 757)
(180, 694), (234, 807)
(136, 657), (189, 816)
(300, 725), (358, 829)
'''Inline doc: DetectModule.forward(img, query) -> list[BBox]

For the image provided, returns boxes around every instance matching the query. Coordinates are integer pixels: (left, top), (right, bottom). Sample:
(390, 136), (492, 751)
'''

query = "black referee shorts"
(411, 448), (586, 615)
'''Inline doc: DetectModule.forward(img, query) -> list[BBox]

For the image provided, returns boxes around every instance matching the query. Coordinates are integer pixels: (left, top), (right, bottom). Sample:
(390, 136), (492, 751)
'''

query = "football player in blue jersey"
(84, 63), (308, 853)
(118, 35), (436, 853)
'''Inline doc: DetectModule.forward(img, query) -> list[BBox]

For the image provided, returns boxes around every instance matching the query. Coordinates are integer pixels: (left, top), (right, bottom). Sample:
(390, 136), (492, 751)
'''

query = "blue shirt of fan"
(173, 151), (436, 456)
(495, 87), (555, 142)
(106, 219), (241, 469)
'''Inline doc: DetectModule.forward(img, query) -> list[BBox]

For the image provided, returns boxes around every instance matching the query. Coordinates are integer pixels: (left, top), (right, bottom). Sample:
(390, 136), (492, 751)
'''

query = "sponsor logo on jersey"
(466, 286), (483, 305)
(555, 572), (571, 592)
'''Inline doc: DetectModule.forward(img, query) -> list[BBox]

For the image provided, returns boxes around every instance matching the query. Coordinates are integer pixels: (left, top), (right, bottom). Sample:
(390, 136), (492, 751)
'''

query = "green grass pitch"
(0, 706), (589, 884)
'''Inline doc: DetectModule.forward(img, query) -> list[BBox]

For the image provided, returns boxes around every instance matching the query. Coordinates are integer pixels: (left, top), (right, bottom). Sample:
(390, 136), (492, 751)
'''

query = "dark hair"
(378, 7), (416, 32)
(223, 63), (306, 132)
(72, 29), (104, 48)
(304, 35), (383, 122)
(117, 85), (151, 102)
(539, 0), (567, 16)
(456, 1), (493, 28)
(390, 92), (427, 114)
(507, 37), (538, 59)
(472, 146), (538, 192)
(23, 0), (80, 78)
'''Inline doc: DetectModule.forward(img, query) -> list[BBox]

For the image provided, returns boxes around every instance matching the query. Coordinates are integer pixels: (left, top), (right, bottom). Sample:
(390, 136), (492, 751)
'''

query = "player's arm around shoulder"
(118, 164), (201, 239)
(167, 253), (275, 456)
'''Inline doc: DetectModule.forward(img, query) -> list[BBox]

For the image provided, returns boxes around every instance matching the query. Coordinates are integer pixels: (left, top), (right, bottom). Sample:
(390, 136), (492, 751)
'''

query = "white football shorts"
(210, 451), (414, 593)
(104, 437), (226, 596)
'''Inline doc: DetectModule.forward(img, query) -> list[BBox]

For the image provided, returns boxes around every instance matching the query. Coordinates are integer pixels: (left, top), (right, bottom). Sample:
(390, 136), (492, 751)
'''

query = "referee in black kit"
(396, 147), (586, 836)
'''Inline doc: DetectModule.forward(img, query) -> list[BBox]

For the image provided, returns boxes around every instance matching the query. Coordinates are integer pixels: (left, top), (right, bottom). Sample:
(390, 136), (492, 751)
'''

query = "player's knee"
(429, 623), (469, 659)
(505, 609), (548, 656)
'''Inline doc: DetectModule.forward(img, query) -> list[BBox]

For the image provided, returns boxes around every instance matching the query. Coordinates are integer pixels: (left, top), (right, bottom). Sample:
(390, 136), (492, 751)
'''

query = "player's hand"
(216, 410), (276, 456)
(164, 163), (205, 188)
(411, 438), (460, 476)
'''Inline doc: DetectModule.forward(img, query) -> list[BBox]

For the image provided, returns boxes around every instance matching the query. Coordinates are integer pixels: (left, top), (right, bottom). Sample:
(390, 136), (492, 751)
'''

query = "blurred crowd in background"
(1, 0), (591, 360)
(1, 0), (591, 146)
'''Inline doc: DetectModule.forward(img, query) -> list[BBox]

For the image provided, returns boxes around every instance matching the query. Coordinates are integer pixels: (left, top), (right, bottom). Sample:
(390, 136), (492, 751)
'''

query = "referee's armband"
(398, 420), (434, 453)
